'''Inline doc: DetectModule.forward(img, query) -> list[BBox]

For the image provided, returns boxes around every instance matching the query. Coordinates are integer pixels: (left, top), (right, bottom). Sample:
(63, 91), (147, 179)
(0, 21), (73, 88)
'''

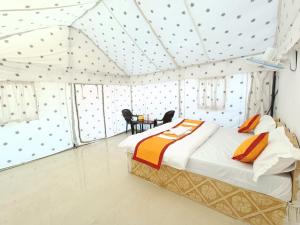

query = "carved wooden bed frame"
(127, 119), (299, 225)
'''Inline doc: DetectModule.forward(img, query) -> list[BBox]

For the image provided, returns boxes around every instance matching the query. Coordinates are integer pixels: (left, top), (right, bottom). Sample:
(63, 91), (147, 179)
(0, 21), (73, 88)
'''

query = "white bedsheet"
(186, 127), (292, 202)
(119, 118), (219, 170)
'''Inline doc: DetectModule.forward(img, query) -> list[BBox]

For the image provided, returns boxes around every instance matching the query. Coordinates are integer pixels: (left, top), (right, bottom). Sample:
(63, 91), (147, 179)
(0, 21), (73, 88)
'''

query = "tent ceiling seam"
(102, 2), (160, 72)
(183, 0), (211, 63)
(67, 26), (72, 72)
(130, 51), (264, 77)
(70, 0), (102, 26)
(133, 0), (180, 69)
(70, 26), (130, 76)
(0, 23), (129, 76)
(0, 26), (62, 40)
(0, 2), (95, 12)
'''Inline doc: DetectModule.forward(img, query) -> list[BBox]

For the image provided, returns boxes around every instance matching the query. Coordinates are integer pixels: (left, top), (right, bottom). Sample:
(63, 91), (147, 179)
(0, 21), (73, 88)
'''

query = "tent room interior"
(1, 1), (300, 225)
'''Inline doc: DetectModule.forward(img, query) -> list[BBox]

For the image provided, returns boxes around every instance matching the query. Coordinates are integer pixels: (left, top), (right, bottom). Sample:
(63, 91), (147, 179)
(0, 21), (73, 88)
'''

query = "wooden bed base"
(127, 119), (300, 225)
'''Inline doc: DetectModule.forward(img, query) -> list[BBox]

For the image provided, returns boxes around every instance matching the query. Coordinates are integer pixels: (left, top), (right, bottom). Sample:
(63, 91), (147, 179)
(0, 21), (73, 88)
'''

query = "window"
(198, 77), (226, 110)
(0, 81), (38, 124)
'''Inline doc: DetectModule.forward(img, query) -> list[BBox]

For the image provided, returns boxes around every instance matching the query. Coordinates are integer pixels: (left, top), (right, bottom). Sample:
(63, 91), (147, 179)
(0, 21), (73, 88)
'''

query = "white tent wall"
(0, 3), (123, 169)
(131, 81), (180, 121)
(130, 58), (272, 84)
(0, 24), (131, 169)
(0, 31), (77, 170)
(131, 73), (250, 128)
(180, 74), (249, 127)
(103, 85), (131, 138)
(0, 82), (74, 169)
(130, 58), (274, 128)
(74, 84), (105, 142)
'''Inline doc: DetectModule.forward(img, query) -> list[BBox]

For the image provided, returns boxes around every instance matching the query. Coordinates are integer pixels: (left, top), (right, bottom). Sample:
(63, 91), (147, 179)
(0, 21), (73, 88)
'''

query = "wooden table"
(132, 120), (155, 134)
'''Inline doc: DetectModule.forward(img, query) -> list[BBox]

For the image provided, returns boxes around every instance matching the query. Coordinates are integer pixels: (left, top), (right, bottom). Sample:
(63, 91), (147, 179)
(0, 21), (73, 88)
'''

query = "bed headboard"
(275, 118), (300, 203)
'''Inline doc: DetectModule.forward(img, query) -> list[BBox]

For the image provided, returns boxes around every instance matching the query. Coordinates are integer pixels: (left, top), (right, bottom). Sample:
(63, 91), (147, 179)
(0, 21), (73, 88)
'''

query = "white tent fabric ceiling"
(0, 1), (95, 38)
(2, 0), (300, 171)
(0, 0), (278, 76)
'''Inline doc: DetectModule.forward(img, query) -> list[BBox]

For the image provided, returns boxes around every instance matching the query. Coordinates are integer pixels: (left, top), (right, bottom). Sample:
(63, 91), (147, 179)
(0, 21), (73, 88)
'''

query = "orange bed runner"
(133, 119), (204, 169)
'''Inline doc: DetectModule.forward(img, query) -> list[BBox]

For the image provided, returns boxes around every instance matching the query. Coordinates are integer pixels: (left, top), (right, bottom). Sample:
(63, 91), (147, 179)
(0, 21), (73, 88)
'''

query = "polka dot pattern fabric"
(0, 26), (129, 84)
(74, 84), (105, 142)
(103, 85), (131, 137)
(0, 2), (95, 38)
(0, 0), (278, 77)
(276, 0), (300, 55)
(0, 0), (296, 172)
(131, 81), (179, 120)
(0, 82), (73, 169)
(74, 0), (278, 75)
(1, 0), (299, 78)
(0, 82), (132, 169)
(130, 58), (267, 85)
(180, 74), (249, 127)
(0, 81), (38, 125)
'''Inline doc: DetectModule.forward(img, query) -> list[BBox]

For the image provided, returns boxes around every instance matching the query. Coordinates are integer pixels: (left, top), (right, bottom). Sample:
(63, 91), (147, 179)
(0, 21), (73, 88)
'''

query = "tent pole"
(270, 71), (277, 117)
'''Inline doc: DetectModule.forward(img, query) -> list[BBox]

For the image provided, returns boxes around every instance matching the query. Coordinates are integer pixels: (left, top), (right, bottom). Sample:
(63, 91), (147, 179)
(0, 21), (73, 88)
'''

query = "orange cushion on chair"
(238, 114), (260, 133)
(232, 132), (269, 163)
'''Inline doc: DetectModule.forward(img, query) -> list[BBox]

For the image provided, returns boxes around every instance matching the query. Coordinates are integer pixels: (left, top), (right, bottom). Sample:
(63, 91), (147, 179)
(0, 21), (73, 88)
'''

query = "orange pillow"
(238, 114), (260, 133)
(232, 132), (269, 163)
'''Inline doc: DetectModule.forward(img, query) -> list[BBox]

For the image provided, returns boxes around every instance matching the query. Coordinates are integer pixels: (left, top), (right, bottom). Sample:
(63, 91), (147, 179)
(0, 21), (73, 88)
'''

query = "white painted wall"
(275, 50), (300, 139)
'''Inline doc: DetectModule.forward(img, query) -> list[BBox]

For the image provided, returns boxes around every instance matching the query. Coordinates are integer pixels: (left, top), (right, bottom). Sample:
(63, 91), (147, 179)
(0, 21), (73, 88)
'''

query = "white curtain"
(0, 81), (38, 125)
(198, 77), (226, 110)
(181, 74), (249, 127)
(247, 71), (273, 117)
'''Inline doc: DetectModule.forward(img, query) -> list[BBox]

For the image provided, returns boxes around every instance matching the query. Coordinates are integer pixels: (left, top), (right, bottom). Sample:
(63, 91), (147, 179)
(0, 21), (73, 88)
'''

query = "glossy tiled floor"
(0, 133), (246, 225)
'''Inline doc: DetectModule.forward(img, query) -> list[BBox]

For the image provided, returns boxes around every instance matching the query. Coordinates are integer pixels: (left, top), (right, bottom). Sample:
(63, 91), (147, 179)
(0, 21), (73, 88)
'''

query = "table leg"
(131, 123), (134, 135)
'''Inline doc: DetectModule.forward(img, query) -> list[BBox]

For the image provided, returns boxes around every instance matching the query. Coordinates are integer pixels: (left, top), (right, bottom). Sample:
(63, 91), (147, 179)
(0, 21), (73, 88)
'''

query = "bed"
(120, 119), (299, 225)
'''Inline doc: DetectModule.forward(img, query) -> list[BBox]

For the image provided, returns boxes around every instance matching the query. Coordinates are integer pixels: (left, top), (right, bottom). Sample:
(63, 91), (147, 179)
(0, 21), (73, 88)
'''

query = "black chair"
(122, 109), (139, 135)
(154, 110), (175, 127)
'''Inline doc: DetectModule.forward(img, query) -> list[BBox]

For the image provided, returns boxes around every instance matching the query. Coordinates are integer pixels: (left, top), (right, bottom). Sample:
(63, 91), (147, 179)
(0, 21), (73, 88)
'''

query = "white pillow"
(254, 115), (276, 135)
(253, 127), (300, 182)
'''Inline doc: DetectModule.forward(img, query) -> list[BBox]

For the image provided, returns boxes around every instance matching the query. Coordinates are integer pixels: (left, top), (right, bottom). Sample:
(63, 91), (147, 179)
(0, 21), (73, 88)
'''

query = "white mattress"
(186, 127), (292, 202)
